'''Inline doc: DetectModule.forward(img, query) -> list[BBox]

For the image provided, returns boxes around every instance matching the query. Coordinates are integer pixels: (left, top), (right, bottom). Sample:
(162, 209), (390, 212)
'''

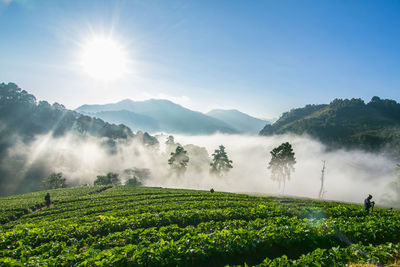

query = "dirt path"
(33, 203), (55, 213)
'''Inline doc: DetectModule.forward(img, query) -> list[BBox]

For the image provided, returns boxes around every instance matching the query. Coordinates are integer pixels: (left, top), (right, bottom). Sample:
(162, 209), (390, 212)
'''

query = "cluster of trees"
(123, 168), (151, 186)
(165, 135), (297, 194)
(41, 172), (67, 190)
(92, 168), (152, 187)
(41, 168), (153, 189)
(36, 127), (297, 196)
(166, 136), (234, 177)
(94, 173), (121, 186)
(40, 140), (298, 195)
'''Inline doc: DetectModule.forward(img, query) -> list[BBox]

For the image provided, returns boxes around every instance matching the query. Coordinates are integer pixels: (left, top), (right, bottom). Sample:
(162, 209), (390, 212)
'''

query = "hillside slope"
(207, 109), (269, 134)
(77, 99), (238, 134)
(260, 97), (400, 153)
(1, 186), (399, 266)
(0, 83), (158, 196)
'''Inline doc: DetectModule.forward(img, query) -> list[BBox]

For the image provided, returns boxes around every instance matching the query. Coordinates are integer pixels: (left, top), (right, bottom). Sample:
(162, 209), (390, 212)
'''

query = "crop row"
(4, 186), (392, 229)
(0, 216), (334, 266)
(2, 212), (400, 266)
(0, 186), (110, 224)
(1, 186), (399, 266)
(254, 242), (400, 266)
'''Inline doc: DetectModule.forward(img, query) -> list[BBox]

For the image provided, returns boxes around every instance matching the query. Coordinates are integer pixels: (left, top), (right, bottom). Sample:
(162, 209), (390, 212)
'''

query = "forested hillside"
(260, 97), (400, 155)
(0, 83), (158, 196)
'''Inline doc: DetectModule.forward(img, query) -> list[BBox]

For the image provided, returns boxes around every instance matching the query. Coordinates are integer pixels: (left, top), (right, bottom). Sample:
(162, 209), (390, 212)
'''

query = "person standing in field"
(364, 194), (374, 213)
(45, 193), (51, 208)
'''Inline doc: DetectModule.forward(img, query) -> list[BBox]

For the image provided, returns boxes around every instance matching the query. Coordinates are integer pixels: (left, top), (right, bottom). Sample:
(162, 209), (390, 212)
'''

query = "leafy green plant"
(1, 186), (399, 266)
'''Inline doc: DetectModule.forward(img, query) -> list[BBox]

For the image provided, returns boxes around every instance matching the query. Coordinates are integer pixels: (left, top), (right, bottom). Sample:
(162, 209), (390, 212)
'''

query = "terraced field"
(1, 186), (399, 266)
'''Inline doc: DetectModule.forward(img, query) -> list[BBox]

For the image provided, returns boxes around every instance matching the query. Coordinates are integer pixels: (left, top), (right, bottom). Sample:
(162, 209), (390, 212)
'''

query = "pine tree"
(168, 145), (189, 176)
(210, 145), (233, 177)
(268, 142), (296, 193)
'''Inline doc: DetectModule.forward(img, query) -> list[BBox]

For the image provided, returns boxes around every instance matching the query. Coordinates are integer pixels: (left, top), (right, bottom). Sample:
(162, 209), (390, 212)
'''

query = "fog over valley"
(3, 130), (398, 206)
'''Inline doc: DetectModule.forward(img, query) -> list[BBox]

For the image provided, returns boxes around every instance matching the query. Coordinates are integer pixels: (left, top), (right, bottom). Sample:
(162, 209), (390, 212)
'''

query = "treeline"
(260, 96), (400, 155)
(0, 83), (137, 140)
(42, 135), (237, 190)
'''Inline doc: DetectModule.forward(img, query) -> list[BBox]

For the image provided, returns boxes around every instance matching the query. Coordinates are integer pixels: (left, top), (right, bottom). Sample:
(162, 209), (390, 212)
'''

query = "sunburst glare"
(79, 34), (130, 81)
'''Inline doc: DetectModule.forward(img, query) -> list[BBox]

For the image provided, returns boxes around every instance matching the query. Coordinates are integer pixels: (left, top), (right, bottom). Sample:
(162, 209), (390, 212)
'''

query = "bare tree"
(319, 160), (327, 199)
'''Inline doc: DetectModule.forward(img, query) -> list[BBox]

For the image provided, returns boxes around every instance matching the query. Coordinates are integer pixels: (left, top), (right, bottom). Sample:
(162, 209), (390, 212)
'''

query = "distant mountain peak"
(76, 98), (238, 135)
(206, 109), (269, 134)
(209, 108), (240, 113)
(118, 98), (135, 104)
(76, 99), (272, 135)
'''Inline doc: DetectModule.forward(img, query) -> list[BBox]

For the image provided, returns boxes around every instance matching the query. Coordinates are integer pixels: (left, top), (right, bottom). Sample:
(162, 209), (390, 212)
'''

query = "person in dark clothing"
(45, 193), (51, 208)
(210, 188), (214, 193)
(364, 194), (374, 213)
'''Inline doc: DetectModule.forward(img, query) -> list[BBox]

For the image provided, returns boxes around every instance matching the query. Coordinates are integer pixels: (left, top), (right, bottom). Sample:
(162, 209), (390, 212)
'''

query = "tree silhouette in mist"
(210, 145), (233, 177)
(168, 145), (189, 176)
(42, 172), (67, 189)
(94, 172), (121, 186)
(268, 142), (296, 194)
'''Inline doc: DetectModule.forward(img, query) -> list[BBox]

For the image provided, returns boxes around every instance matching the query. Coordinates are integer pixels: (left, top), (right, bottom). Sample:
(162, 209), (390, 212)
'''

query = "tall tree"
(210, 145), (233, 177)
(268, 142), (296, 193)
(168, 146), (189, 176)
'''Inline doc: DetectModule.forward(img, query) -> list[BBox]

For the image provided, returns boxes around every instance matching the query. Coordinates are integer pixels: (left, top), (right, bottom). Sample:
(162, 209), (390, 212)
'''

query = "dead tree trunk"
(319, 160), (326, 199)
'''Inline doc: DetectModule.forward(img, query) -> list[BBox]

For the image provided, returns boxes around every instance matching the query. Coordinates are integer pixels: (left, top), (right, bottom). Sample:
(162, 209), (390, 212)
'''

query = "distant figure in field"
(364, 194), (375, 213)
(210, 188), (214, 193)
(45, 193), (51, 208)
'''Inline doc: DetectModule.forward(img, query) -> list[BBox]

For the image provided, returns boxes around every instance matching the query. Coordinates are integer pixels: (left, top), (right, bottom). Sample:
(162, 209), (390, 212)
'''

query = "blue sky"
(1, 0), (399, 119)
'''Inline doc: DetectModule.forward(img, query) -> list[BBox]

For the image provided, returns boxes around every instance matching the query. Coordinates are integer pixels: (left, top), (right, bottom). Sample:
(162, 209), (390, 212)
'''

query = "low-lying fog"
(3, 132), (399, 206)
(166, 134), (397, 204)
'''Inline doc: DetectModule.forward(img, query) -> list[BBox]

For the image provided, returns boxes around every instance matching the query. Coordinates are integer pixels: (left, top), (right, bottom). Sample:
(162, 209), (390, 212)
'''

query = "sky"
(0, 0), (400, 119)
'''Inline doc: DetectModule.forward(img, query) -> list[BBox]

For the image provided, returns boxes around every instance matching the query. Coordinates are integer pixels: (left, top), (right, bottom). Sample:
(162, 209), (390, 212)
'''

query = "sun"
(79, 35), (130, 81)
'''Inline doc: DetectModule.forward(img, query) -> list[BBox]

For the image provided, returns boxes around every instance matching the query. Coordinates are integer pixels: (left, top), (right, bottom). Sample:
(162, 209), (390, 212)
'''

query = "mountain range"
(76, 99), (269, 135)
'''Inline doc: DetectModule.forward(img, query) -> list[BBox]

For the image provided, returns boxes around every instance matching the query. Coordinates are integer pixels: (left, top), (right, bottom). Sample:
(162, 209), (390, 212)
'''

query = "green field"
(1, 186), (399, 266)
